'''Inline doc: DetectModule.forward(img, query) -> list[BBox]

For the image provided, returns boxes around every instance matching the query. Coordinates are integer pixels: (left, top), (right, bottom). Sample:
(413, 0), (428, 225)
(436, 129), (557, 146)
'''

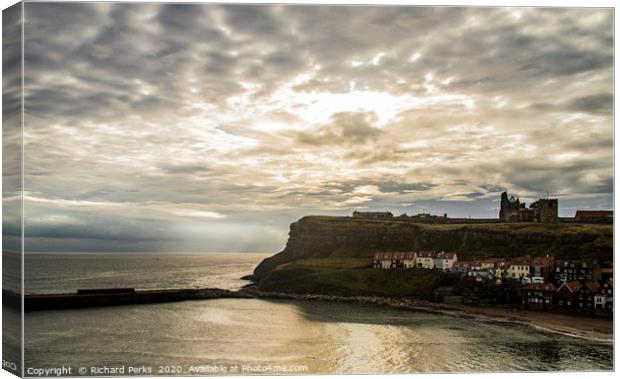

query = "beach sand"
(430, 303), (613, 342)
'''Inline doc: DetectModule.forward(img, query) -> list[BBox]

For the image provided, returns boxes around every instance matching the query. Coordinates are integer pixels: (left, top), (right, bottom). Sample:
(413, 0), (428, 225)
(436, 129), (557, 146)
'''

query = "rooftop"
(524, 283), (557, 291)
(583, 281), (601, 293)
(575, 210), (613, 218)
(561, 280), (583, 293)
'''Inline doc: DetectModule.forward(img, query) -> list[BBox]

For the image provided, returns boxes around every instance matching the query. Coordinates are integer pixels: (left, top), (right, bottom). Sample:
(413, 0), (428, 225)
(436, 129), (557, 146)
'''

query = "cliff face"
(253, 216), (613, 281)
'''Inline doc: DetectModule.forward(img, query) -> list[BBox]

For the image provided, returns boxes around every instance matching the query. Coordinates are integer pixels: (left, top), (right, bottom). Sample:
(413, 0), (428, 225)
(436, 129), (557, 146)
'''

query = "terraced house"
(372, 251), (457, 271)
(594, 279), (613, 314)
(530, 255), (554, 280)
(556, 280), (582, 312)
(433, 251), (458, 271)
(506, 258), (530, 280)
(577, 281), (600, 314)
(372, 252), (417, 269)
(553, 260), (601, 286)
(521, 283), (557, 311)
(452, 261), (474, 276)
(416, 251), (435, 269)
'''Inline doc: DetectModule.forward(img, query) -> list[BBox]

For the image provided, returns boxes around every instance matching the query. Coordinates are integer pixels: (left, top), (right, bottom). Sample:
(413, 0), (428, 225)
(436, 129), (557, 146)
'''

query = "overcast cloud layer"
(8, 4), (613, 252)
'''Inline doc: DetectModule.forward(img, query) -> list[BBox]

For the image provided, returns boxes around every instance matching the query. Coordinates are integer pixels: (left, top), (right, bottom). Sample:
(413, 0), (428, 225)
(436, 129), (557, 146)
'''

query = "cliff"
(252, 216), (612, 297)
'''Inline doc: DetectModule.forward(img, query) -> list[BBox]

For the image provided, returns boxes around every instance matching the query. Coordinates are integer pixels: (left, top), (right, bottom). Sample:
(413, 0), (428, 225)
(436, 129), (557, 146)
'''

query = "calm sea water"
(24, 253), (266, 294)
(22, 253), (613, 374)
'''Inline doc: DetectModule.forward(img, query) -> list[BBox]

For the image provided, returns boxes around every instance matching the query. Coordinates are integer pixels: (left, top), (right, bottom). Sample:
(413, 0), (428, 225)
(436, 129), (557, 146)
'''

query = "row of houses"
(452, 256), (555, 284)
(449, 256), (606, 287)
(371, 250), (613, 316)
(373, 251), (557, 283)
(373, 251), (458, 270)
(521, 278), (613, 315)
(373, 251), (609, 285)
(552, 259), (602, 285)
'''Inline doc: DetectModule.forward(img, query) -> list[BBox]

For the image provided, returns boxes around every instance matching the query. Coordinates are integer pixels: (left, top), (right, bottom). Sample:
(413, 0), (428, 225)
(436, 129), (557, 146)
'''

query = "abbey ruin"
(499, 192), (559, 223)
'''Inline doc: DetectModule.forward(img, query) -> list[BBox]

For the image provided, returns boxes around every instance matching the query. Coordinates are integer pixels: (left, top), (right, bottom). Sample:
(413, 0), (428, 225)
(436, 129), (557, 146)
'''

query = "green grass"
(279, 258), (371, 270)
(258, 265), (453, 299)
(302, 215), (612, 235)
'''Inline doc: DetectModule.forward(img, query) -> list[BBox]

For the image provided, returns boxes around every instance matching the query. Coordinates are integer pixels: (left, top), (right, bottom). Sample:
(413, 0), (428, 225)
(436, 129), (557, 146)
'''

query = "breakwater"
(3, 287), (254, 311)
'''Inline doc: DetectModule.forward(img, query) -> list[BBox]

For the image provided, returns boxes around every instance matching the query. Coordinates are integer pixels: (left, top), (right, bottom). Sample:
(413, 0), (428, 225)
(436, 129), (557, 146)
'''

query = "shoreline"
(14, 283), (613, 343)
(240, 287), (613, 343)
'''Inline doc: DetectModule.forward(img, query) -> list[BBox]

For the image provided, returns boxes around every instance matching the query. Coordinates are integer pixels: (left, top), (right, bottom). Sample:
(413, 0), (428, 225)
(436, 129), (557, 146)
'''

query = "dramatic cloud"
(9, 4), (613, 252)
(296, 112), (382, 145)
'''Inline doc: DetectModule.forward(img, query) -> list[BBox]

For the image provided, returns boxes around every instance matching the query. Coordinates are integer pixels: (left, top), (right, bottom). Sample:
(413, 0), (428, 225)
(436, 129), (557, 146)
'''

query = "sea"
(9, 253), (615, 374)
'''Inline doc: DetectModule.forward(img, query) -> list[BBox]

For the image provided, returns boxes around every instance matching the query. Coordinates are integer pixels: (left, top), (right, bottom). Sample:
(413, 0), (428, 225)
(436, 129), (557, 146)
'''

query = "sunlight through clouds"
(13, 4), (612, 252)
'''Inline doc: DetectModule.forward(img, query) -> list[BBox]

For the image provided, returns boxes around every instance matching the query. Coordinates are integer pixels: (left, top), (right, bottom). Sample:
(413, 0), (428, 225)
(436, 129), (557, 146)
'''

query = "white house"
(416, 251), (435, 269)
(373, 252), (393, 269)
(424, 251), (458, 271)
(374, 250), (458, 271)
(594, 293), (607, 309)
(435, 252), (457, 271)
(594, 278), (613, 312)
(402, 252), (417, 268)
(507, 258), (530, 279)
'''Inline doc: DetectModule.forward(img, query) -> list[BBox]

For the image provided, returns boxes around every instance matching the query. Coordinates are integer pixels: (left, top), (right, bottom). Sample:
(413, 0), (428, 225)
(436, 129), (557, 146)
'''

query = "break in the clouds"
(7, 3), (613, 252)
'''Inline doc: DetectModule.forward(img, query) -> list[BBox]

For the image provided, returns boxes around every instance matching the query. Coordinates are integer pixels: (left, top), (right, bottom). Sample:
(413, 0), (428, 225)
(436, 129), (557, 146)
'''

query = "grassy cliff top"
(253, 215), (612, 283)
(296, 215), (612, 235)
(253, 216), (612, 298)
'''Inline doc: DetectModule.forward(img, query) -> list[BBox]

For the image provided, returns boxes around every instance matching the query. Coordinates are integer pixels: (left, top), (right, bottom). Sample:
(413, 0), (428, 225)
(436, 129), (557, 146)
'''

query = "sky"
(2, 3), (614, 252)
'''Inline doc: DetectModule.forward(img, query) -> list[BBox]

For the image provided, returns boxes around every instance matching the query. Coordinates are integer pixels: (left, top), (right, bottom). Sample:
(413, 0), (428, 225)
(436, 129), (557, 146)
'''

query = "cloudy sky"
(4, 3), (613, 252)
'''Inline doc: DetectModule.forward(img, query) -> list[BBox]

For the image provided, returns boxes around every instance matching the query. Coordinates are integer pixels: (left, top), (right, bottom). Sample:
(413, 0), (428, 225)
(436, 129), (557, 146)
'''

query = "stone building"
(529, 199), (559, 223)
(499, 191), (558, 223)
(499, 192), (530, 222)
